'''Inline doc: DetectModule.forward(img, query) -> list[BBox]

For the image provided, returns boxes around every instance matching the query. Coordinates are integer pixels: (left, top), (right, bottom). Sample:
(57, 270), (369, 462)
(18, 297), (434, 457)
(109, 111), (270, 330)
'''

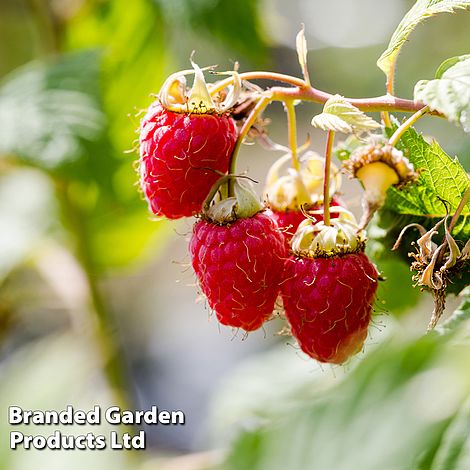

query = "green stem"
(285, 100), (311, 205)
(284, 100), (301, 172)
(26, 0), (61, 55)
(203, 174), (230, 211)
(389, 105), (429, 147)
(55, 179), (131, 410)
(323, 131), (335, 227)
(382, 62), (396, 129)
(449, 185), (470, 233)
(381, 111), (392, 128)
(228, 95), (271, 196)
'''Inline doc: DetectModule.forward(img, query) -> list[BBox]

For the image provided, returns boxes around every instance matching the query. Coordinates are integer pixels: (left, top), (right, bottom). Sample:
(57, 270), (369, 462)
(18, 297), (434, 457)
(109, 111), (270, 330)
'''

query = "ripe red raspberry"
(282, 252), (378, 364)
(267, 197), (343, 243)
(139, 102), (237, 219)
(190, 212), (286, 331)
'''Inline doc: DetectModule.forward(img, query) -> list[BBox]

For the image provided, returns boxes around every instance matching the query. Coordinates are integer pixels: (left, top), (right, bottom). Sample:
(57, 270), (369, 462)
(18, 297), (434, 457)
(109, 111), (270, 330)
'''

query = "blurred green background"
(0, 1), (469, 469)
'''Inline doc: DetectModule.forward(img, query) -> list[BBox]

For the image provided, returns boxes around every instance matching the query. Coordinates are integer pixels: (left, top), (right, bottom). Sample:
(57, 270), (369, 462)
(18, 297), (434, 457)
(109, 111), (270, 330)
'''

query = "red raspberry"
(139, 102), (237, 219)
(268, 197), (343, 243)
(281, 252), (378, 364)
(189, 212), (286, 331)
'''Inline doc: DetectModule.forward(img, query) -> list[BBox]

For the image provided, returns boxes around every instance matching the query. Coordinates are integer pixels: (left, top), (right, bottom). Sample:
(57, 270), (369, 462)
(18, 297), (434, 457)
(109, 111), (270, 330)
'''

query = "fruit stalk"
(285, 100), (301, 172)
(284, 100), (311, 205)
(449, 185), (470, 233)
(323, 130), (335, 227)
(228, 95), (271, 196)
(389, 105), (429, 146)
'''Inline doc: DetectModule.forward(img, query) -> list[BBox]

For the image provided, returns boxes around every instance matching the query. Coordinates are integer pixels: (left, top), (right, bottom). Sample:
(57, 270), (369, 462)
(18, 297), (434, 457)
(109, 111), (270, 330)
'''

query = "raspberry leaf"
(311, 95), (381, 134)
(435, 54), (470, 78)
(435, 287), (470, 335)
(296, 25), (310, 86)
(377, 0), (470, 77)
(383, 121), (470, 239)
(414, 55), (470, 132)
(221, 334), (470, 470)
(0, 51), (105, 168)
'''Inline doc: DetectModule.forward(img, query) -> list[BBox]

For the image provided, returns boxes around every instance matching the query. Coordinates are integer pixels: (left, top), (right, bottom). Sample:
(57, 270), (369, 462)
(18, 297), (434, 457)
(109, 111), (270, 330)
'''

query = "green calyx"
(291, 209), (366, 258)
(204, 178), (262, 225)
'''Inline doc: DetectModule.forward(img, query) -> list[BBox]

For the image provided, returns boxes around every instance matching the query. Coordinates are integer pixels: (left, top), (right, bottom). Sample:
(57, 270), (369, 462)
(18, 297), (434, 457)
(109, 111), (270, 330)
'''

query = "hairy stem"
(228, 95), (271, 196)
(323, 131), (335, 226)
(389, 105), (429, 146)
(284, 100), (301, 172)
(211, 72), (306, 95)
(211, 72), (438, 114)
(285, 100), (311, 205)
(203, 174), (230, 211)
(381, 111), (392, 128)
(449, 185), (470, 233)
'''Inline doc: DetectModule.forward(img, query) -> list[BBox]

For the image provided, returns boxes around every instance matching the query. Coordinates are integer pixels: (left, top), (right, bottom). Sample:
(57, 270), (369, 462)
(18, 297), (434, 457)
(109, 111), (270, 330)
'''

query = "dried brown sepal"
(428, 289), (447, 331)
(393, 216), (470, 330)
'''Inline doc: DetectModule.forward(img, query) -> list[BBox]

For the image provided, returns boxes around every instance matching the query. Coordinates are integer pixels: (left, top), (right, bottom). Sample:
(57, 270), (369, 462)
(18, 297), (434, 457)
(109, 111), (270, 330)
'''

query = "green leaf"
(429, 396), (470, 470)
(221, 334), (470, 470)
(334, 135), (363, 161)
(435, 287), (470, 335)
(62, 0), (174, 272)
(435, 54), (470, 78)
(383, 122), (470, 239)
(311, 95), (381, 134)
(414, 55), (470, 131)
(154, 0), (267, 63)
(0, 51), (105, 168)
(66, 0), (169, 153)
(373, 255), (421, 314)
(377, 0), (470, 77)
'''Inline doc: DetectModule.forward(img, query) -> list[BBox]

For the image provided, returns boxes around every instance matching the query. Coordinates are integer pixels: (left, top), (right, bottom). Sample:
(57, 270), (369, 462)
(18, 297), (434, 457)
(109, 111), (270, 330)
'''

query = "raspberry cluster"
(137, 63), (380, 364)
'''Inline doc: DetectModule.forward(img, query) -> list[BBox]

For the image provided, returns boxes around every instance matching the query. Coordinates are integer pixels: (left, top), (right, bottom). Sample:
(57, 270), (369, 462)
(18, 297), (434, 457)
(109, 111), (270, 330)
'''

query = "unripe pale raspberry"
(190, 212), (286, 331)
(282, 252), (378, 364)
(139, 102), (237, 219)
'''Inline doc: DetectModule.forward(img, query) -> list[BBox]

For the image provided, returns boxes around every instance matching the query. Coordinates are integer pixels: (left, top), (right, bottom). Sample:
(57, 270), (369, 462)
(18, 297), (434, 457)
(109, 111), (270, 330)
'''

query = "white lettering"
(9, 407), (23, 424)
(10, 432), (24, 449)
